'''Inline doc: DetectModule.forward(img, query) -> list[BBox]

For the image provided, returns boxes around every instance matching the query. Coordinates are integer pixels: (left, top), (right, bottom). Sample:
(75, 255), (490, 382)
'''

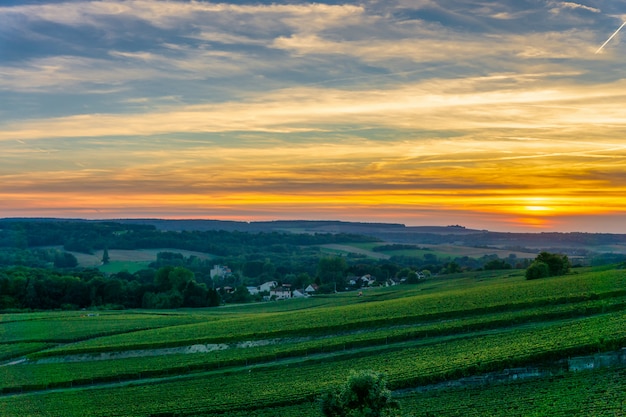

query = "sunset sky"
(1, 0), (626, 232)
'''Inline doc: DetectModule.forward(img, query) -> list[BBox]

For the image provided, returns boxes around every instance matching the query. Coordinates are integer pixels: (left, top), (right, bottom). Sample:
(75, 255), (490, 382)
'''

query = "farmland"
(68, 248), (217, 271)
(1, 266), (625, 416)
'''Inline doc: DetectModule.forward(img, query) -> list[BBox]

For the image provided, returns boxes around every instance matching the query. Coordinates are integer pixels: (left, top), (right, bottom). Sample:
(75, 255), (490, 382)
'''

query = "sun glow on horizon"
(520, 197), (555, 215)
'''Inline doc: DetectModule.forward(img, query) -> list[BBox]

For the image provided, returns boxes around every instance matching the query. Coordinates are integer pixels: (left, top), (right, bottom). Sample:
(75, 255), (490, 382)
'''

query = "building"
(259, 281), (278, 293)
(210, 265), (232, 280)
(270, 286), (292, 300)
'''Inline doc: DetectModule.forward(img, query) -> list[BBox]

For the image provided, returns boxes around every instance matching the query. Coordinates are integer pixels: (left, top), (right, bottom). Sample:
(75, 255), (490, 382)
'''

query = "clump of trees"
(525, 251), (570, 280)
(320, 370), (400, 417)
(0, 265), (220, 311)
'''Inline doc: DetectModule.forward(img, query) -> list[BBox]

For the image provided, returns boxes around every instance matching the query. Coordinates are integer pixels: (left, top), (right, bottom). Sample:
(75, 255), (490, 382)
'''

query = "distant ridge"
(2, 218), (626, 255)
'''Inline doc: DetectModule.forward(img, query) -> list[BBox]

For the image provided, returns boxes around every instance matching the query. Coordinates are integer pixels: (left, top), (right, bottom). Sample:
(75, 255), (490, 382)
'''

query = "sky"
(1, 0), (626, 233)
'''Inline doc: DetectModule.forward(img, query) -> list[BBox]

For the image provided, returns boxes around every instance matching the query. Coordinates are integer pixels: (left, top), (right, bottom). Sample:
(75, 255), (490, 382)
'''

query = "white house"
(270, 286), (292, 300)
(304, 284), (318, 294)
(292, 289), (308, 298)
(385, 277), (402, 287)
(349, 275), (377, 287)
(361, 274), (377, 286)
(259, 281), (278, 293)
(247, 286), (260, 296)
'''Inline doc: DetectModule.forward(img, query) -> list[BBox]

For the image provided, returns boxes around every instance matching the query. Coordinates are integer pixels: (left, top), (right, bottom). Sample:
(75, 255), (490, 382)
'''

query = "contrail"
(596, 21), (626, 54)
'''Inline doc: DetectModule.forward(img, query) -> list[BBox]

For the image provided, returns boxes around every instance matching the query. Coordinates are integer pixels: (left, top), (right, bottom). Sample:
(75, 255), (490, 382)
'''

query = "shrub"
(320, 370), (400, 417)
(525, 252), (570, 280)
(525, 261), (549, 280)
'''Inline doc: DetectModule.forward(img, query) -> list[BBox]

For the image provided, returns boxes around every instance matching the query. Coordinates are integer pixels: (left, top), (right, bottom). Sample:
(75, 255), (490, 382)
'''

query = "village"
(209, 264), (426, 301)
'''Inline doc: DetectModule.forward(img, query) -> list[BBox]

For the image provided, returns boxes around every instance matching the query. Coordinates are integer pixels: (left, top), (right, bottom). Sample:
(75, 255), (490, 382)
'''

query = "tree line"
(0, 220), (377, 255)
(0, 265), (220, 311)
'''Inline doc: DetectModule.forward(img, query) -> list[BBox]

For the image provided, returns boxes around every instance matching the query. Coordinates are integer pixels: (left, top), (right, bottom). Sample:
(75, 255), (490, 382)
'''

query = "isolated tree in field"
(535, 251), (570, 276)
(101, 248), (110, 265)
(526, 251), (570, 280)
(320, 370), (400, 417)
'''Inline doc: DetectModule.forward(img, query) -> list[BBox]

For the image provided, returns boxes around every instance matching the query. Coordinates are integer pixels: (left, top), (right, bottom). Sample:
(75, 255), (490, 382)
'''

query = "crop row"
(188, 367), (626, 417)
(3, 296), (626, 393)
(29, 270), (626, 356)
(0, 311), (205, 344)
(0, 342), (53, 362)
(402, 367), (626, 417)
(1, 310), (625, 416)
(0, 362), (331, 417)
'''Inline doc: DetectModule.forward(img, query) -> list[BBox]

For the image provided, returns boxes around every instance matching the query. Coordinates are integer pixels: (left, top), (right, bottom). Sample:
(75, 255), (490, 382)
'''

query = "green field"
(64, 247), (217, 270)
(0, 266), (625, 416)
(321, 242), (536, 261)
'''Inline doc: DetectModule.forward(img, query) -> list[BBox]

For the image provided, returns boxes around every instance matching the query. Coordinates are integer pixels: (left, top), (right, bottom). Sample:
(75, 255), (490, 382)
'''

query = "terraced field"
(1, 266), (625, 416)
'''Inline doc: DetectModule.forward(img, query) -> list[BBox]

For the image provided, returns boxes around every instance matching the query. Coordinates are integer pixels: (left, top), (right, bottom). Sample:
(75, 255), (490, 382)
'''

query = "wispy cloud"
(0, 1), (365, 31)
(2, 73), (625, 139)
(551, 2), (601, 14)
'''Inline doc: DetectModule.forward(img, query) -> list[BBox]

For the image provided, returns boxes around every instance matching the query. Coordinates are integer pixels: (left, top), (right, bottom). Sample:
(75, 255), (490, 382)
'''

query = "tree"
(101, 248), (110, 264)
(228, 285), (253, 303)
(535, 251), (570, 276)
(317, 257), (348, 290)
(320, 370), (400, 417)
(405, 271), (420, 284)
(442, 261), (461, 274)
(168, 267), (194, 292)
(54, 252), (78, 268)
(183, 280), (208, 307)
(207, 288), (221, 307)
(526, 252), (570, 280)
(484, 259), (512, 271)
(154, 266), (175, 291)
(525, 261), (549, 280)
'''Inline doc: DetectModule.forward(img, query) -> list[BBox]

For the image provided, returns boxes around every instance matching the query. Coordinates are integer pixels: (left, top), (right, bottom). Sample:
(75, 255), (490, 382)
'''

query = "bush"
(53, 252), (78, 268)
(525, 261), (549, 280)
(525, 252), (570, 280)
(320, 370), (400, 417)
(535, 252), (570, 276)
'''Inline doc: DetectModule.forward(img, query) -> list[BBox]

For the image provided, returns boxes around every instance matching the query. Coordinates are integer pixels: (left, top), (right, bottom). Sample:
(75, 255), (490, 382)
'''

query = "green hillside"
(1, 266), (625, 416)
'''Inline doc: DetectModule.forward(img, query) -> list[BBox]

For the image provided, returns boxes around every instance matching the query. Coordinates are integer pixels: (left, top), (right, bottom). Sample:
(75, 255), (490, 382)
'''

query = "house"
(350, 274), (377, 287)
(270, 286), (292, 300)
(360, 274), (377, 286)
(304, 284), (318, 294)
(210, 265), (232, 280)
(385, 277), (402, 287)
(292, 289), (308, 298)
(247, 286), (260, 296)
(259, 281), (278, 293)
